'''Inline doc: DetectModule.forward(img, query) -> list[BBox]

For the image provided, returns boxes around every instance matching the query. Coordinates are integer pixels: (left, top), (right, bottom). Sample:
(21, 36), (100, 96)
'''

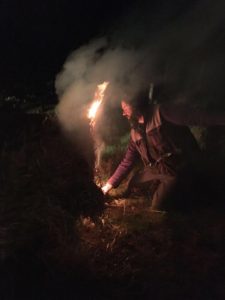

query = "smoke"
(55, 37), (153, 109)
(55, 37), (154, 143)
(55, 0), (225, 143)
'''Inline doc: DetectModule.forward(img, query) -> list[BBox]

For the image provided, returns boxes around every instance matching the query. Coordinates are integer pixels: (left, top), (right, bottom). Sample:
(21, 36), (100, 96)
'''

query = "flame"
(88, 81), (109, 124)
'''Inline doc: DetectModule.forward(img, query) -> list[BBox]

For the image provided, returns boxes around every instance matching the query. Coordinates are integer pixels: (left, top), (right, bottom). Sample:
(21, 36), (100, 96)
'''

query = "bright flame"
(88, 100), (101, 120)
(88, 81), (109, 124)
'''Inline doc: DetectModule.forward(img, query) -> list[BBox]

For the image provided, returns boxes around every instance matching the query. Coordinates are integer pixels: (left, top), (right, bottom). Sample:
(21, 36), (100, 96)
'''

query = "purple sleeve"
(108, 139), (139, 187)
(160, 104), (225, 127)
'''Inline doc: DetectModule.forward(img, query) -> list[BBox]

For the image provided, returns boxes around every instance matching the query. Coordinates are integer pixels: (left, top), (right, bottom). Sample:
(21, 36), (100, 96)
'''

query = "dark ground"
(0, 112), (225, 300)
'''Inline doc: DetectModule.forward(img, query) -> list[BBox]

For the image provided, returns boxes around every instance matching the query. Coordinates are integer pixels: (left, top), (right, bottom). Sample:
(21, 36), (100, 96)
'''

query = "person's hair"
(122, 88), (151, 131)
(123, 88), (150, 117)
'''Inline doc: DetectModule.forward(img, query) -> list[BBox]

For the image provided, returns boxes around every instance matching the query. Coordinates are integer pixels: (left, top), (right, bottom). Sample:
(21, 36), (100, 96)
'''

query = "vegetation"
(0, 109), (225, 299)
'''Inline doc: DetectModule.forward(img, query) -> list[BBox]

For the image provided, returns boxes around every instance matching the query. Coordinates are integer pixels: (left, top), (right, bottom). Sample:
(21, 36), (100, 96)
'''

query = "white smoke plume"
(55, 37), (154, 143)
(55, 0), (225, 138)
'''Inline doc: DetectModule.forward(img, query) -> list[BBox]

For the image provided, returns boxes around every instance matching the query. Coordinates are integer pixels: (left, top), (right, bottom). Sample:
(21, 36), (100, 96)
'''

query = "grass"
(78, 199), (225, 299)
(0, 111), (225, 299)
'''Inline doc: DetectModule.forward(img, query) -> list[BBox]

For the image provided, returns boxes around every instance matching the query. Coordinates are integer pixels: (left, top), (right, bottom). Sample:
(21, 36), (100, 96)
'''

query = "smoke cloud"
(55, 0), (225, 142)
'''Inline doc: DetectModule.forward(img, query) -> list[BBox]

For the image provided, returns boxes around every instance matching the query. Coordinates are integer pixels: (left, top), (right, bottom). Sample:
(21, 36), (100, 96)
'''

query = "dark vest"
(130, 105), (200, 167)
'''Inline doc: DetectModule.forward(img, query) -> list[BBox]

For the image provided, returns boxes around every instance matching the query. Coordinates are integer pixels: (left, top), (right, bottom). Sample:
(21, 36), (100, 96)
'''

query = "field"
(0, 112), (225, 300)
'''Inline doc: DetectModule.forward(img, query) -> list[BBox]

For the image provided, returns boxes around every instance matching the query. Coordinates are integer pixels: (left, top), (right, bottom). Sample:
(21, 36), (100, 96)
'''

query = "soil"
(0, 112), (225, 300)
(76, 197), (225, 300)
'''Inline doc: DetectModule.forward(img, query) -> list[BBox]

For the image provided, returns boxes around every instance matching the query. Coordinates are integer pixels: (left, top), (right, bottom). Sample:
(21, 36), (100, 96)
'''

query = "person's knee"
(151, 176), (177, 210)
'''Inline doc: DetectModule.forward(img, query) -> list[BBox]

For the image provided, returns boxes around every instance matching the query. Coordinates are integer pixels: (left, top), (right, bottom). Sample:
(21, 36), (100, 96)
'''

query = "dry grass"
(77, 197), (225, 299)
(0, 112), (225, 299)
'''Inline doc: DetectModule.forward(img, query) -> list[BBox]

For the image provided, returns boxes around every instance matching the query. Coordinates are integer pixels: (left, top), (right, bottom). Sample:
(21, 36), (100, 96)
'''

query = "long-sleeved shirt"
(108, 104), (225, 187)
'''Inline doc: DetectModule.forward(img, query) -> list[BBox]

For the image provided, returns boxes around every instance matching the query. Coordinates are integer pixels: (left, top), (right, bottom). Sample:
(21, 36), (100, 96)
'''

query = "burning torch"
(87, 81), (109, 187)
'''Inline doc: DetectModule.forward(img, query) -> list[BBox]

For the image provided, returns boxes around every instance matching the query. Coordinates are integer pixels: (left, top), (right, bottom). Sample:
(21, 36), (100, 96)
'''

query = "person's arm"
(160, 104), (225, 127)
(101, 139), (138, 194)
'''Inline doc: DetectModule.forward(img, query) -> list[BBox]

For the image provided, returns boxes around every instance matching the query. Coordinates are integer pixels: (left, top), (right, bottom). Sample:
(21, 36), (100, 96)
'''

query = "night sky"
(0, 0), (193, 80)
(0, 0), (224, 105)
(0, 0), (138, 84)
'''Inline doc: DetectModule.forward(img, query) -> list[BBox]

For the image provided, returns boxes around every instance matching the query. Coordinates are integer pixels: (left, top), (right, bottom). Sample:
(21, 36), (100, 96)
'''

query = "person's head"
(121, 100), (133, 120)
(121, 89), (150, 126)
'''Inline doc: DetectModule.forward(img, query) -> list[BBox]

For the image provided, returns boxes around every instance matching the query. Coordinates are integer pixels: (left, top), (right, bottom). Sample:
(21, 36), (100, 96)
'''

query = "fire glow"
(87, 81), (109, 125)
(87, 81), (109, 188)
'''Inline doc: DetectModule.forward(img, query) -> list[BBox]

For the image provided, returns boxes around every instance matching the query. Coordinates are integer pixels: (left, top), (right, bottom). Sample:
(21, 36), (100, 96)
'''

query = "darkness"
(0, 2), (225, 299)
(1, 0), (224, 108)
(0, 0), (138, 87)
(0, 0), (198, 97)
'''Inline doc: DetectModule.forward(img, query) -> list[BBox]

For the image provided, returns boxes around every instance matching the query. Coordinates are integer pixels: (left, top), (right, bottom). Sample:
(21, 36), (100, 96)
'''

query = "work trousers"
(128, 163), (177, 210)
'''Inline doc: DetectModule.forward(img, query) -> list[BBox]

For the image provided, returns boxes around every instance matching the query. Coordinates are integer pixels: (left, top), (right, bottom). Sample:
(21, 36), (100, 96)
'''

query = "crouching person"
(102, 89), (225, 211)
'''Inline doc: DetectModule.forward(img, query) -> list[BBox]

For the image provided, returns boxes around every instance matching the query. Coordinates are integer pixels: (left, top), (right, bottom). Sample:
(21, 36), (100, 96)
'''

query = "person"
(101, 89), (225, 211)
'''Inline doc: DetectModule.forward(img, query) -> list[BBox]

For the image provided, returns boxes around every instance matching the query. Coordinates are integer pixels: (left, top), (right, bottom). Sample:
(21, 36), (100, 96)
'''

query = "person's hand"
(101, 182), (113, 195)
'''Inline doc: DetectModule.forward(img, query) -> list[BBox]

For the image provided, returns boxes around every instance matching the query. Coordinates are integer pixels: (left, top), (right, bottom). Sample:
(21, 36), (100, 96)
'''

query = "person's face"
(121, 100), (133, 120)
